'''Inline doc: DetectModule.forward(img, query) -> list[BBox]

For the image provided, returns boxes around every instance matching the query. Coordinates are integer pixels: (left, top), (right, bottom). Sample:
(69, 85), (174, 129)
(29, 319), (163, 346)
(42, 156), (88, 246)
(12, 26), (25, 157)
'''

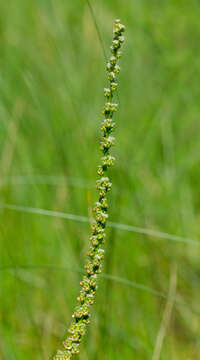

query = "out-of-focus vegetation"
(1, 1), (200, 359)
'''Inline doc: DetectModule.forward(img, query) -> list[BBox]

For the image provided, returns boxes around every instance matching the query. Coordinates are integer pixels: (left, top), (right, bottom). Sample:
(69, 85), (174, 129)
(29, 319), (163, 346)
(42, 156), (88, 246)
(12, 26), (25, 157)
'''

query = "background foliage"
(1, 1), (200, 359)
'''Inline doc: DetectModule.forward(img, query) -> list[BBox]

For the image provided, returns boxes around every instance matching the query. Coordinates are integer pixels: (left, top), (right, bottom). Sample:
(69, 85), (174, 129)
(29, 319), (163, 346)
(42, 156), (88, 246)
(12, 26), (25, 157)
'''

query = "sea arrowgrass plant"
(53, 19), (125, 360)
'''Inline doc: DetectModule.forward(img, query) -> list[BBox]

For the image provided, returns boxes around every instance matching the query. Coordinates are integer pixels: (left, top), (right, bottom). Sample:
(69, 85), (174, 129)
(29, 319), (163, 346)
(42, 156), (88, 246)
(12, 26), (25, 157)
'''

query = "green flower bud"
(77, 291), (86, 303)
(102, 102), (118, 116)
(101, 201), (108, 213)
(101, 155), (115, 168)
(71, 343), (80, 355)
(80, 276), (90, 291)
(85, 293), (95, 305)
(101, 119), (116, 134)
(90, 235), (99, 246)
(77, 323), (86, 336)
(118, 35), (125, 43)
(95, 211), (108, 225)
(114, 20), (125, 35)
(116, 50), (122, 58)
(99, 189), (106, 198)
(63, 339), (72, 351)
(104, 88), (111, 97)
(108, 71), (116, 82)
(110, 55), (117, 65)
(85, 262), (95, 275)
(93, 200), (108, 213)
(91, 223), (102, 234)
(113, 64), (120, 74)
(112, 39), (120, 49)
(100, 136), (115, 153)
(110, 82), (118, 91)
(73, 305), (89, 322)
(54, 350), (71, 360)
(96, 177), (112, 191)
(93, 201), (101, 213)
(106, 62), (112, 71)
(97, 165), (104, 176)
(68, 333), (80, 342)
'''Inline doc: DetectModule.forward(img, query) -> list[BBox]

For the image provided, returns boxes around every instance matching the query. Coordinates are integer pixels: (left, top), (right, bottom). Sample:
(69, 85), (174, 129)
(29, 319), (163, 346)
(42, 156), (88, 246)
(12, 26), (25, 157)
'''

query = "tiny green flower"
(116, 50), (122, 58)
(103, 102), (118, 116)
(96, 177), (112, 192)
(118, 35), (125, 43)
(97, 165), (104, 176)
(100, 136), (115, 153)
(110, 55), (117, 65)
(112, 39), (120, 49)
(101, 119), (116, 134)
(101, 155), (115, 168)
(107, 71), (116, 82)
(106, 62), (112, 71)
(113, 64), (120, 74)
(114, 21), (125, 35)
(104, 88), (111, 98)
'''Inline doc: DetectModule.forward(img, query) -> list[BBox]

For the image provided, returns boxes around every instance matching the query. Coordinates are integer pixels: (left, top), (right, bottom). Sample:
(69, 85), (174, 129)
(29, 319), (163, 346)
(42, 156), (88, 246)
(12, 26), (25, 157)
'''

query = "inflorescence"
(53, 19), (125, 360)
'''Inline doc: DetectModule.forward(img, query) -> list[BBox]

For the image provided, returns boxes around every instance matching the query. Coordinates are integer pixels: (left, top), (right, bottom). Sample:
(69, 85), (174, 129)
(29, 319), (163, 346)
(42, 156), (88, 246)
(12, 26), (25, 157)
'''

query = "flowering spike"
(53, 19), (125, 360)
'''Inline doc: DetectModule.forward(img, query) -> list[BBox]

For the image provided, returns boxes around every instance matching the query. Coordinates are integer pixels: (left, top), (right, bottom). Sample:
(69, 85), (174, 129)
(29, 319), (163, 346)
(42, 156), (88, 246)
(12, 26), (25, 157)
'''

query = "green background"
(1, 1), (200, 359)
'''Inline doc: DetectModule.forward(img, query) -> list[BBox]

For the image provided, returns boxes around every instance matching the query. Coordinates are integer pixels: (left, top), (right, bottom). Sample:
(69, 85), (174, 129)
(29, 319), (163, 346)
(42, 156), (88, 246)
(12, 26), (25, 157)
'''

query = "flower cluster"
(53, 19), (125, 360)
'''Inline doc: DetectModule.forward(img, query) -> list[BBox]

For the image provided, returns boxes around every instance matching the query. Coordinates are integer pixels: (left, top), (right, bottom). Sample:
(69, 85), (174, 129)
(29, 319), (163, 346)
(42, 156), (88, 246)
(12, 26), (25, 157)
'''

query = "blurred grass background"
(1, 0), (200, 359)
